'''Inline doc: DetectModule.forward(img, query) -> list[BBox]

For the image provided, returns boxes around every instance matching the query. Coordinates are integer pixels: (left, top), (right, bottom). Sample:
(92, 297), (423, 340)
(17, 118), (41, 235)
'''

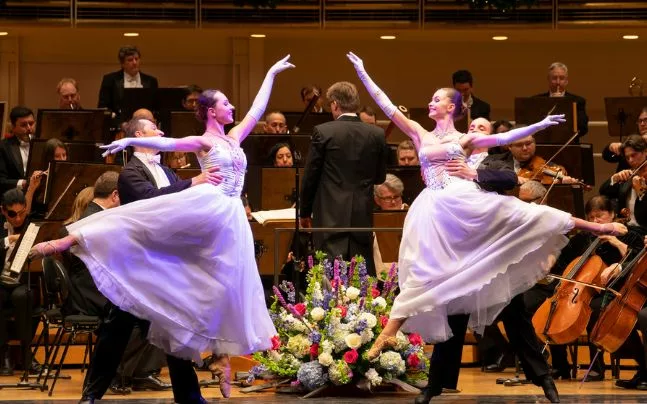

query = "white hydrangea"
(287, 334), (311, 358)
(365, 368), (383, 387)
(318, 352), (334, 367)
(360, 329), (374, 345)
(333, 330), (351, 352)
(321, 339), (334, 354)
(313, 281), (324, 302)
(379, 351), (406, 376)
(395, 330), (409, 351)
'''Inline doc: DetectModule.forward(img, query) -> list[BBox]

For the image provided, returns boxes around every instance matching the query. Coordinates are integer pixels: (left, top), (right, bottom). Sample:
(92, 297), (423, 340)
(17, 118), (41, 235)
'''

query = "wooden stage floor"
(1, 367), (647, 403)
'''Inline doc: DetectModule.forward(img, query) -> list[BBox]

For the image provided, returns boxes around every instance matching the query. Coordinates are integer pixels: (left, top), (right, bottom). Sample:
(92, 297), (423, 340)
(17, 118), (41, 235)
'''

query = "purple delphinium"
(309, 330), (322, 344)
(355, 319), (368, 333)
(324, 258), (334, 280)
(308, 255), (314, 269)
(273, 285), (289, 310)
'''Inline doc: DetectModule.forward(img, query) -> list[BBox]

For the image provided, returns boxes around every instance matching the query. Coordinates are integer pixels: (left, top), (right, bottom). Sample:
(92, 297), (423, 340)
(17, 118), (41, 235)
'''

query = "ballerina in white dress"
(29, 56), (295, 394)
(343, 52), (627, 359)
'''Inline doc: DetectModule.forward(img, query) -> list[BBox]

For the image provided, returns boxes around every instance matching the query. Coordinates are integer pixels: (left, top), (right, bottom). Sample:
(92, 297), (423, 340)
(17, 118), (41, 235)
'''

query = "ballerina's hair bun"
(196, 89), (222, 123)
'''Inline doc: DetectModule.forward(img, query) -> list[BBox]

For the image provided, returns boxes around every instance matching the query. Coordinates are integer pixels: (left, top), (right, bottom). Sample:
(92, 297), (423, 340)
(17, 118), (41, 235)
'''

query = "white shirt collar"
(337, 113), (358, 120)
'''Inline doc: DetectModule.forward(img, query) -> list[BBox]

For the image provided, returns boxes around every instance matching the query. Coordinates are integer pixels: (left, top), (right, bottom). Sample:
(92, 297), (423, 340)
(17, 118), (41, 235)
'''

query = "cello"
(532, 238), (608, 345)
(590, 243), (647, 353)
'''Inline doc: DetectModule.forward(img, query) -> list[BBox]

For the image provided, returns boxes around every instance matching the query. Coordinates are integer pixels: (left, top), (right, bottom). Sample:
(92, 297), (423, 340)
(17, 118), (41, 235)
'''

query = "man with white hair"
(533, 62), (588, 137)
(374, 173), (408, 211)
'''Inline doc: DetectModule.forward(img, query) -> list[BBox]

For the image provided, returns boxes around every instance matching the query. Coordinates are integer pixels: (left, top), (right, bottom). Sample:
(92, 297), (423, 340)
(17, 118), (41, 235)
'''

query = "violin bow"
(538, 168), (562, 205)
(292, 89), (320, 134)
(544, 274), (621, 297)
(531, 131), (579, 181)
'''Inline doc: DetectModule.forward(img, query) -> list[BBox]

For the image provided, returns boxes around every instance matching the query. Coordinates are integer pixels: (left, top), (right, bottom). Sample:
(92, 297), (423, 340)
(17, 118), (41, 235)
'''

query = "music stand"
(515, 97), (577, 144)
(35, 110), (112, 144)
(0, 221), (61, 390)
(43, 162), (122, 221)
(604, 97), (647, 139)
(241, 135), (311, 167)
(283, 112), (332, 134)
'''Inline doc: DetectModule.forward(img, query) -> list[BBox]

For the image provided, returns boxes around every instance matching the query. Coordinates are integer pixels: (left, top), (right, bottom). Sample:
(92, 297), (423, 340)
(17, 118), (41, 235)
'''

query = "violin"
(590, 247), (647, 353)
(532, 238), (608, 345)
(630, 162), (647, 200)
(517, 155), (567, 185)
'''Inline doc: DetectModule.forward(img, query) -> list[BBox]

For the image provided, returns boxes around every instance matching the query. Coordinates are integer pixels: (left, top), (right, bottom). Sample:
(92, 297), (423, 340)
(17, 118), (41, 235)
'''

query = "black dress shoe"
(414, 386), (442, 404)
(539, 376), (560, 403)
(109, 381), (132, 395)
(78, 396), (95, 404)
(0, 347), (13, 376)
(615, 372), (644, 389)
(484, 362), (506, 372)
(131, 374), (172, 391)
(28, 359), (42, 375)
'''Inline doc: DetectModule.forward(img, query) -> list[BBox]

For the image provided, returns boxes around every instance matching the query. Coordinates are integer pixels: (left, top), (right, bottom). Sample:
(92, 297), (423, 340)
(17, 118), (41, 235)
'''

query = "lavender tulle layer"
(67, 184), (276, 363)
(392, 181), (572, 343)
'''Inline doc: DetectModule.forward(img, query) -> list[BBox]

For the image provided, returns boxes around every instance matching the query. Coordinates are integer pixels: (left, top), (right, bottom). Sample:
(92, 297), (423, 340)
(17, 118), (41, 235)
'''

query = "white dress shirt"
(134, 152), (170, 189)
(124, 72), (143, 88)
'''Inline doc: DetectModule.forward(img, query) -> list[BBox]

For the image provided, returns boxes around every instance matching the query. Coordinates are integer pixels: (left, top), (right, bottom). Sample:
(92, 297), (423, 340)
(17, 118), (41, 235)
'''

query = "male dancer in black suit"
(98, 46), (158, 125)
(80, 117), (221, 404)
(300, 81), (387, 276)
(416, 118), (560, 404)
(62, 172), (171, 393)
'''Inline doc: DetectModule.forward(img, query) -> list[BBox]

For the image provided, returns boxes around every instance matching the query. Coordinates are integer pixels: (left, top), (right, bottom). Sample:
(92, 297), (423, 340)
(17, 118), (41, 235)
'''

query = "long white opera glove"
(248, 55), (295, 121)
(494, 114), (566, 146)
(347, 52), (398, 118)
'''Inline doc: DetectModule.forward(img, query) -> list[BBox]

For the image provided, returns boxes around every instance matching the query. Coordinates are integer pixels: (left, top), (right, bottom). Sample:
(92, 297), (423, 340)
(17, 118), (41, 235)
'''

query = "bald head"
(468, 118), (492, 135)
(132, 108), (155, 122)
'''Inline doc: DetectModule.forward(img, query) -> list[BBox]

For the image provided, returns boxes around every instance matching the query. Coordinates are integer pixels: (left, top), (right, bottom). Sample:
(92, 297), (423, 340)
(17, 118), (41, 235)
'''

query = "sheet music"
(8, 223), (40, 274)
(251, 208), (296, 225)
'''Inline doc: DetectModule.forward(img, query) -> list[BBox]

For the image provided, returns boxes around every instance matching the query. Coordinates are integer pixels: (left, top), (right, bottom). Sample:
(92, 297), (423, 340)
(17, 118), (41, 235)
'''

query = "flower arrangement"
(250, 252), (429, 391)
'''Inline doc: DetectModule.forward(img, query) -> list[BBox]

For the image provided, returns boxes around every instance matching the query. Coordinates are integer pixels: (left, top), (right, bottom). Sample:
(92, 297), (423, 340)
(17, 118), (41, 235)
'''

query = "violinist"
(602, 106), (647, 172)
(600, 135), (647, 228)
(507, 135), (579, 186)
(524, 196), (645, 381)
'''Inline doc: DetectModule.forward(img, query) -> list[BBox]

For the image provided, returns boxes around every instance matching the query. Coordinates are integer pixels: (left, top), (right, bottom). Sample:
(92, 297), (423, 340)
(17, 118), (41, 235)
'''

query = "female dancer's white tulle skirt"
(392, 181), (572, 343)
(67, 184), (276, 363)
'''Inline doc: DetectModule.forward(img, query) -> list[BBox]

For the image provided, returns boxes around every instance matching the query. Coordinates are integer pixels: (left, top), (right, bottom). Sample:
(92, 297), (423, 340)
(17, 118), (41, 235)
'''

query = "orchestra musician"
(0, 182), (43, 376)
(600, 135), (647, 228)
(602, 107), (647, 172)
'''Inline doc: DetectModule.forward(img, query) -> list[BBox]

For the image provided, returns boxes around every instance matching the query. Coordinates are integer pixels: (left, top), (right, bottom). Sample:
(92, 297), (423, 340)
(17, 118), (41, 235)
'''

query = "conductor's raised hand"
(100, 138), (131, 157)
(346, 52), (365, 72)
(539, 114), (566, 129)
(268, 55), (295, 76)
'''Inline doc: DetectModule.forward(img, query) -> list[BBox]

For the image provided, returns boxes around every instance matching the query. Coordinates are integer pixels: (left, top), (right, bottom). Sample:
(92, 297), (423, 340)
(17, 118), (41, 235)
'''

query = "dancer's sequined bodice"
(198, 137), (247, 197)
(419, 138), (467, 190)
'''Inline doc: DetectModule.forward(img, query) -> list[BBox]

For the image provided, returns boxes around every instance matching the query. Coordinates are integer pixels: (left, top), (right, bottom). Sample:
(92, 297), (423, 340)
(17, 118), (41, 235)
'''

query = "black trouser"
(116, 325), (167, 380)
(428, 294), (550, 393)
(82, 304), (201, 403)
(0, 283), (39, 370)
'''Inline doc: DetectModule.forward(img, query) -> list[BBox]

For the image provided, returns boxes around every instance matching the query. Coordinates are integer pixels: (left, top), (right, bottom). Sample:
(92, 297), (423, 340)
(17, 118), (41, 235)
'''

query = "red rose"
(343, 349), (359, 364)
(271, 335), (281, 350)
(337, 305), (348, 318)
(408, 333), (424, 346)
(294, 303), (307, 316)
(371, 288), (381, 298)
(407, 353), (420, 368)
(310, 343), (320, 358)
(380, 315), (389, 328)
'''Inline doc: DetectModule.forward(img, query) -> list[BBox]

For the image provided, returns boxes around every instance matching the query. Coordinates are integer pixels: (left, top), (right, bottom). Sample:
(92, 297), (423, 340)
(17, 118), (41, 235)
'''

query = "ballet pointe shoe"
(366, 334), (398, 361)
(209, 354), (231, 398)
